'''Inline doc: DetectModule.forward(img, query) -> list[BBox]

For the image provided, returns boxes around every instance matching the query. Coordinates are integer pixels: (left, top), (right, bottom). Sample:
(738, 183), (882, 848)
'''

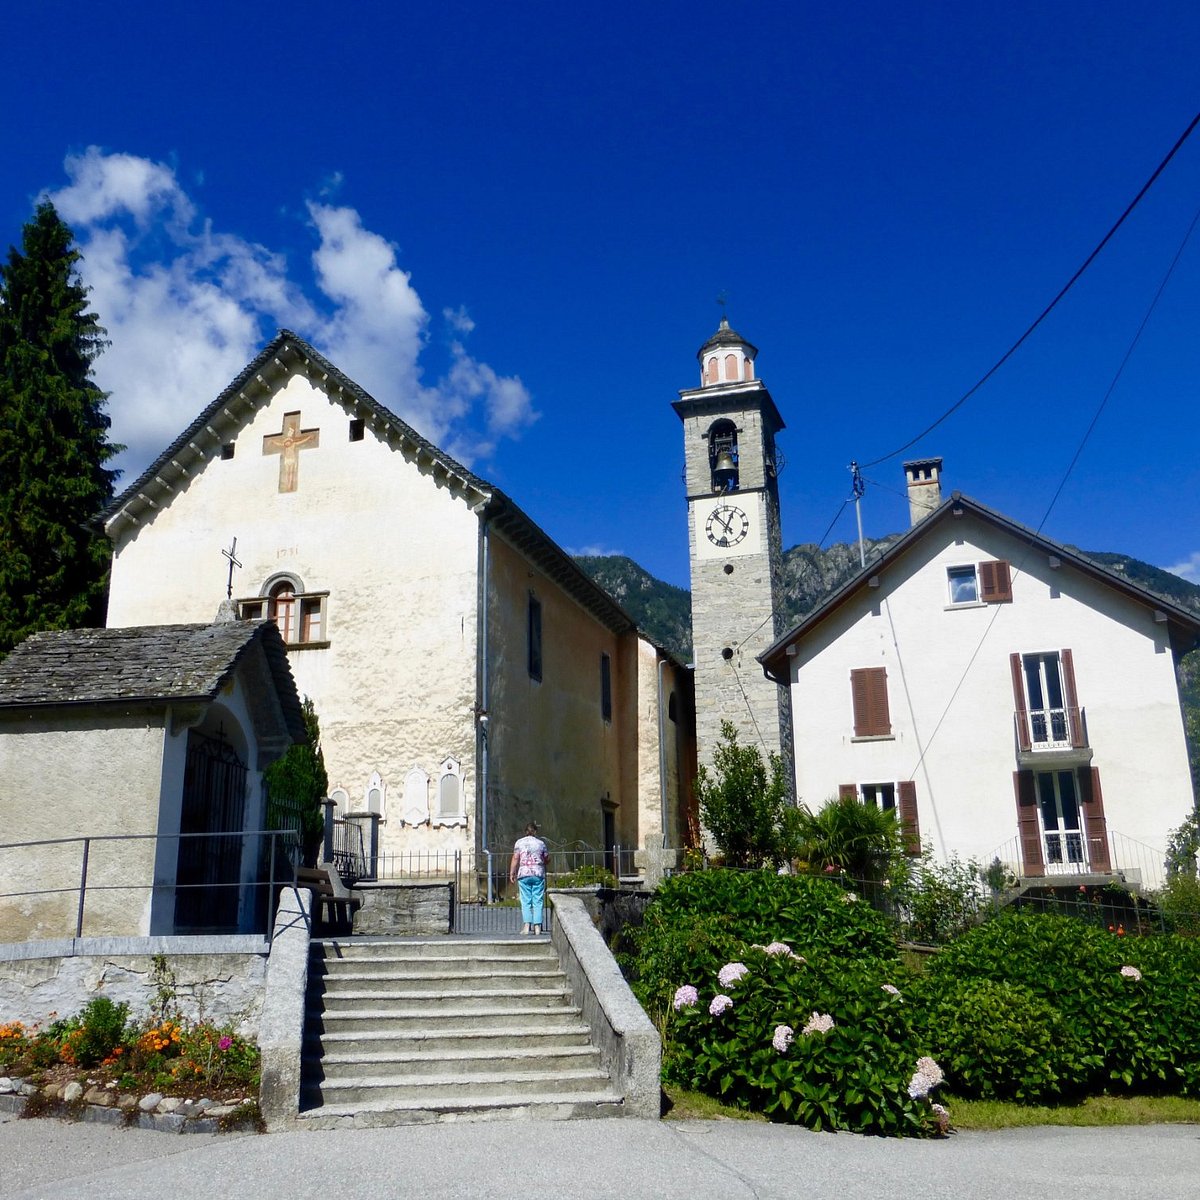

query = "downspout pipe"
(477, 513), (493, 901)
(657, 656), (669, 848)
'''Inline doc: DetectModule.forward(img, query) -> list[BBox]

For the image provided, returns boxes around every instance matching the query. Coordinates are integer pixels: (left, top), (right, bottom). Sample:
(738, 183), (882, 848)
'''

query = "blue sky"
(4, 1), (1199, 589)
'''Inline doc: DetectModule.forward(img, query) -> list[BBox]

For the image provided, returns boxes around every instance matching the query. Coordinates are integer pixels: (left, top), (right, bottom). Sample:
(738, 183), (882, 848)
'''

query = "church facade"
(102, 332), (695, 878)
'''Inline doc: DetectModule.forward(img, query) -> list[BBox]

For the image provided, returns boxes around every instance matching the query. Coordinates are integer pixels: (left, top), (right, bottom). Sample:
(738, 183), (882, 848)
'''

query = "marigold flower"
(802, 1011), (834, 1035)
(1119, 965), (1142, 981)
(717, 962), (749, 987)
(709, 994), (733, 1017)
(772, 1024), (794, 1053)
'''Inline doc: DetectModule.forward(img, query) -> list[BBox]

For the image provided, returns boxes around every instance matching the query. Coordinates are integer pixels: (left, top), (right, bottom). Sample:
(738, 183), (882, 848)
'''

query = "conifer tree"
(0, 201), (120, 654)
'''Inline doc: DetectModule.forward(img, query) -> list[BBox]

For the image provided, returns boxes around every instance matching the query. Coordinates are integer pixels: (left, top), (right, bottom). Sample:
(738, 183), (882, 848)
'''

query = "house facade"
(760, 465), (1200, 887)
(101, 332), (695, 881)
(0, 622), (304, 939)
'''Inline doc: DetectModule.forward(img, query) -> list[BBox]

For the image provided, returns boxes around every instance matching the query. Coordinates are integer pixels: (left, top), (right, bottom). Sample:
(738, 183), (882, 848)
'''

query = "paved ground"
(1, 1110), (1196, 1200)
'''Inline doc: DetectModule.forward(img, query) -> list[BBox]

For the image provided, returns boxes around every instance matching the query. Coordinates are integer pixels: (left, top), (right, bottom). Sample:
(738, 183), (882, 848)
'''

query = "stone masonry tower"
(674, 318), (793, 776)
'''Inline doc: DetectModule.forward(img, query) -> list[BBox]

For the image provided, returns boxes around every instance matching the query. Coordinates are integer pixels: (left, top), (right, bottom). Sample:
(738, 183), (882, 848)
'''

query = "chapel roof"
(698, 317), (757, 357)
(0, 621), (305, 736)
(98, 332), (677, 653)
(759, 492), (1200, 679)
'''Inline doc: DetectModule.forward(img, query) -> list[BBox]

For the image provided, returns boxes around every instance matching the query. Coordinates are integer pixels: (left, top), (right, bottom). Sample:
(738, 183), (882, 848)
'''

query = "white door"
(1037, 770), (1086, 872)
(1023, 653), (1069, 748)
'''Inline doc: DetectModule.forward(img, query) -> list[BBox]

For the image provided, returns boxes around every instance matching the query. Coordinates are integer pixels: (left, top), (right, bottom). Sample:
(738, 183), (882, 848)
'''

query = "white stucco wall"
(0, 717), (166, 939)
(106, 372), (481, 862)
(786, 512), (1193, 871)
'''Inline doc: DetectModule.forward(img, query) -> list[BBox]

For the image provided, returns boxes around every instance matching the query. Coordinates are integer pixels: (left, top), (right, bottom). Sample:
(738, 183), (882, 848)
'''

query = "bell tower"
(674, 317), (793, 774)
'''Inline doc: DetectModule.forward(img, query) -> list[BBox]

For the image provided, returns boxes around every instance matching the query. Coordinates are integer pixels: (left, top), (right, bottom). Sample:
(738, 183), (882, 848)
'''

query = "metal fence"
(0, 829), (301, 941)
(986, 830), (1168, 892)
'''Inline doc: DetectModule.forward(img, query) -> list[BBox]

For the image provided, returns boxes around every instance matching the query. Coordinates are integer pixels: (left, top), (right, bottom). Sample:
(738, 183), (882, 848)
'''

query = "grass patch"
(662, 1087), (767, 1122)
(949, 1094), (1200, 1129)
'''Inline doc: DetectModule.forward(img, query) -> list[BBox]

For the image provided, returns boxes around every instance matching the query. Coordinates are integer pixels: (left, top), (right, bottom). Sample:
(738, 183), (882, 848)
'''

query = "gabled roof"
(99, 331), (644, 641)
(760, 492), (1200, 680)
(0, 621), (305, 739)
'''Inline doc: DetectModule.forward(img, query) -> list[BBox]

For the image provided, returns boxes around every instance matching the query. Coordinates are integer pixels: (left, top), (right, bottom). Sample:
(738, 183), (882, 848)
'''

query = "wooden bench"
(296, 865), (361, 934)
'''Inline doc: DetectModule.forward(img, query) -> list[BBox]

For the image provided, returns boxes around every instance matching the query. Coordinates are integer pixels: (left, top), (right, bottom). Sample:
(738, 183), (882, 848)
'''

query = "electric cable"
(859, 109), (1200, 470)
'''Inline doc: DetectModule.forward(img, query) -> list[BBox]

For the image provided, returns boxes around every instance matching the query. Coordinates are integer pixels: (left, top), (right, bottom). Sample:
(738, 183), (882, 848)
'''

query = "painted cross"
(221, 536), (242, 599)
(262, 411), (320, 493)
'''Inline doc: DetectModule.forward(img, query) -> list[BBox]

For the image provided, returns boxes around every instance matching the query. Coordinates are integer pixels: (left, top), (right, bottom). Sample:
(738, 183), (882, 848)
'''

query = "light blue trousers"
(518, 875), (545, 925)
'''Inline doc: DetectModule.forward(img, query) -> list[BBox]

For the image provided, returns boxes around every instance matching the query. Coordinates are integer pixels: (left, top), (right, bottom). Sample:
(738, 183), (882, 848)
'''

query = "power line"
(860, 108), (1200, 470)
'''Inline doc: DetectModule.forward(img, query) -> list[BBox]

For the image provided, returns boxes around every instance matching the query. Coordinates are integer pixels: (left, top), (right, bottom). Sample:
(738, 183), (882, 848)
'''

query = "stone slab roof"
(0, 622), (304, 737)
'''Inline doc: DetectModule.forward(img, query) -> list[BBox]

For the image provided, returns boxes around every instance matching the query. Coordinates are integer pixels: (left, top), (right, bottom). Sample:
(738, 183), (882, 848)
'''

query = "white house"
(99, 331), (695, 883)
(0, 621), (304, 939)
(760, 461), (1200, 887)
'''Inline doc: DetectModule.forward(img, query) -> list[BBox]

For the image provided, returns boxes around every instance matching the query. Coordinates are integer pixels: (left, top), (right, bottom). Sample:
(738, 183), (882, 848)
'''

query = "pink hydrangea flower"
(772, 1024), (794, 1053)
(763, 941), (795, 957)
(907, 1055), (945, 1098)
(218, 1035), (233, 1051)
(1120, 965), (1142, 981)
(930, 1102), (951, 1134)
(718, 962), (749, 987)
(881, 984), (901, 998)
(843, 891), (858, 904)
(709, 994), (733, 1016)
(802, 1011), (834, 1035)
(672, 985), (699, 1010)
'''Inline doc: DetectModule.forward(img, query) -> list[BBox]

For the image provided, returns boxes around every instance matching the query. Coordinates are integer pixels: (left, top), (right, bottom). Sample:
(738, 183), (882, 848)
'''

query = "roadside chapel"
(0, 621), (304, 940)
(99, 331), (696, 884)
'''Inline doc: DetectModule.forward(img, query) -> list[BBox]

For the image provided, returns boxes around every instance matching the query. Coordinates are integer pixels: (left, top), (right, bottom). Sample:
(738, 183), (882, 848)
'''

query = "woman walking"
(509, 822), (548, 935)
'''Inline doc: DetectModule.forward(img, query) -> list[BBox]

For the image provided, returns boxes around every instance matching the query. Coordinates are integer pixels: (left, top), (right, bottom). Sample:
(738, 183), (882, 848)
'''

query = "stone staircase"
(298, 937), (624, 1127)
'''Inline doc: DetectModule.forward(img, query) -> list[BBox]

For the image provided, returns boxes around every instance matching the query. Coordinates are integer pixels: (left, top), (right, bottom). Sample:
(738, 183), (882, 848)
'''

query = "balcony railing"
(1014, 706), (1086, 752)
(988, 830), (1165, 891)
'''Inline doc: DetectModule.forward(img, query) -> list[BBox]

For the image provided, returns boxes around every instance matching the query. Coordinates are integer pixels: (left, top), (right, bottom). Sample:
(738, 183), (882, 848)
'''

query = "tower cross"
(263, 411), (320, 492)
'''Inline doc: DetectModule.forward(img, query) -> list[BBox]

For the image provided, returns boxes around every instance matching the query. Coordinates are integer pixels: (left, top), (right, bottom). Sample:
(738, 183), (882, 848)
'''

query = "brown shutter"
(980, 560), (1013, 603)
(1060, 648), (1084, 748)
(1010, 653), (1031, 751)
(851, 667), (891, 736)
(1014, 769), (1044, 877)
(838, 783), (857, 801)
(1078, 766), (1110, 871)
(897, 780), (920, 856)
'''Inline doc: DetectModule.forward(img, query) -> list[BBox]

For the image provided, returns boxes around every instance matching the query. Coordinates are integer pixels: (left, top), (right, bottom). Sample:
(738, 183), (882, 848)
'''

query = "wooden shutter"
(850, 667), (891, 736)
(897, 780), (921, 856)
(1060, 648), (1084, 748)
(1013, 769), (1044, 877)
(838, 783), (857, 801)
(1078, 766), (1111, 871)
(1010, 653), (1031, 752)
(979, 559), (1013, 603)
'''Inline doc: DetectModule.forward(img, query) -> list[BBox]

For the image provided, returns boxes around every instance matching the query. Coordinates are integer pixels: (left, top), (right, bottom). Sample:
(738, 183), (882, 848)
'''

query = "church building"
(100, 331), (695, 880)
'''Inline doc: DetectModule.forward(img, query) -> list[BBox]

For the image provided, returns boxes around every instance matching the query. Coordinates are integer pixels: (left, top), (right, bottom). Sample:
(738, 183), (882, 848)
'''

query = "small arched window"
(237, 574), (329, 648)
(269, 580), (296, 643)
(724, 353), (738, 381)
(434, 757), (466, 825)
(708, 419), (739, 492)
(706, 356), (719, 384)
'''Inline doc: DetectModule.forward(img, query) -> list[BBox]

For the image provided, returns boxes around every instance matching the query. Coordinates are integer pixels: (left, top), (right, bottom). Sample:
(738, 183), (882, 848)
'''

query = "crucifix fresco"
(263, 411), (320, 492)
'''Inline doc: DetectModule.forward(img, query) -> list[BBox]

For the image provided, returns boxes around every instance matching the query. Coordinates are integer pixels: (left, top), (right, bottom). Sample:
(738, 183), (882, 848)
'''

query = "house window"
(600, 653), (612, 722)
(947, 560), (1011, 606)
(1015, 650), (1084, 750)
(238, 577), (329, 648)
(947, 566), (979, 605)
(527, 594), (543, 681)
(349, 418), (365, 442)
(860, 782), (896, 811)
(1037, 769), (1085, 868)
(850, 667), (891, 737)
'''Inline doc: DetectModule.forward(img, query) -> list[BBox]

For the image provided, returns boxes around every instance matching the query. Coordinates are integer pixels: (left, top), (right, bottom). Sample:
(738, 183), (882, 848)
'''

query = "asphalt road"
(2, 1111), (1197, 1200)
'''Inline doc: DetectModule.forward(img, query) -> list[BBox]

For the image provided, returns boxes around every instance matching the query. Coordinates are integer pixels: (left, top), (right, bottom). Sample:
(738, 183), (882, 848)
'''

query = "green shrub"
(917, 978), (1090, 1102)
(924, 912), (1197, 1095)
(548, 864), (617, 889)
(71, 997), (130, 1067)
(1159, 874), (1200, 937)
(897, 851), (988, 945)
(796, 795), (909, 885)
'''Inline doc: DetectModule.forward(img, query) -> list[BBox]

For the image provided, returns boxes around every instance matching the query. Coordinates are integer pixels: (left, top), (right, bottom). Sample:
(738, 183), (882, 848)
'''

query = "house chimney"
(903, 457), (943, 526)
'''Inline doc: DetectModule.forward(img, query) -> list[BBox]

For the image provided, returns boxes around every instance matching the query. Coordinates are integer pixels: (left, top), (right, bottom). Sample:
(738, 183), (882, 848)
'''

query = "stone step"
(312, 968), (567, 994)
(313, 986), (573, 1013)
(309, 1004), (587, 1034)
(312, 953), (560, 977)
(313, 938), (555, 960)
(302, 1066), (614, 1107)
(295, 1091), (625, 1129)
(305, 1024), (593, 1056)
(308, 1044), (604, 1080)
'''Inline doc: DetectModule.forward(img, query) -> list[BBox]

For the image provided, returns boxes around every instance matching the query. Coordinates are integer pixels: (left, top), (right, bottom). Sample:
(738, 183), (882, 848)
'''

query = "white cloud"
(1166, 552), (1200, 584)
(43, 147), (535, 478)
(569, 544), (624, 558)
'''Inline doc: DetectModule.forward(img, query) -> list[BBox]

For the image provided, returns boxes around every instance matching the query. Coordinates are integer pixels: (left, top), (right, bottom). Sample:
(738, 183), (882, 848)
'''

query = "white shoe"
(521, 923), (531, 935)
(532, 924), (542, 936)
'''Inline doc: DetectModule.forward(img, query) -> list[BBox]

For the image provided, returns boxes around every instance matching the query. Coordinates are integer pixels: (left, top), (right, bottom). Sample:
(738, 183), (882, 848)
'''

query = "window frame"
(946, 564), (980, 605)
(237, 576), (330, 649)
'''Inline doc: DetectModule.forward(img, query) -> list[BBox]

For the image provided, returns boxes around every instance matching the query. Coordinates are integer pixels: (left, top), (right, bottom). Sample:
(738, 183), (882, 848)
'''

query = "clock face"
(705, 504), (750, 549)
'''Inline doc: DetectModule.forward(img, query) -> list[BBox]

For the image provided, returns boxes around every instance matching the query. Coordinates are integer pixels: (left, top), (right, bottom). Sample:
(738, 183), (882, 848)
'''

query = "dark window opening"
(600, 653), (612, 721)
(221, 443), (235, 460)
(349, 419), (365, 442)
(527, 595), (543, 681)
(708, 419), (739, 492)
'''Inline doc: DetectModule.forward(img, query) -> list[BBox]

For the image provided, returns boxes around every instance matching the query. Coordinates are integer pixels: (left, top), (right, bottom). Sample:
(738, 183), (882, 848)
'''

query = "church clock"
(673, 317), (794, 777)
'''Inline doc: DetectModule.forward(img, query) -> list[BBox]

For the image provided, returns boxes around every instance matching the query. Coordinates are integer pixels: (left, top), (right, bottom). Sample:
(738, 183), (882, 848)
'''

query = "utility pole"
(850, 462), (866, 567)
